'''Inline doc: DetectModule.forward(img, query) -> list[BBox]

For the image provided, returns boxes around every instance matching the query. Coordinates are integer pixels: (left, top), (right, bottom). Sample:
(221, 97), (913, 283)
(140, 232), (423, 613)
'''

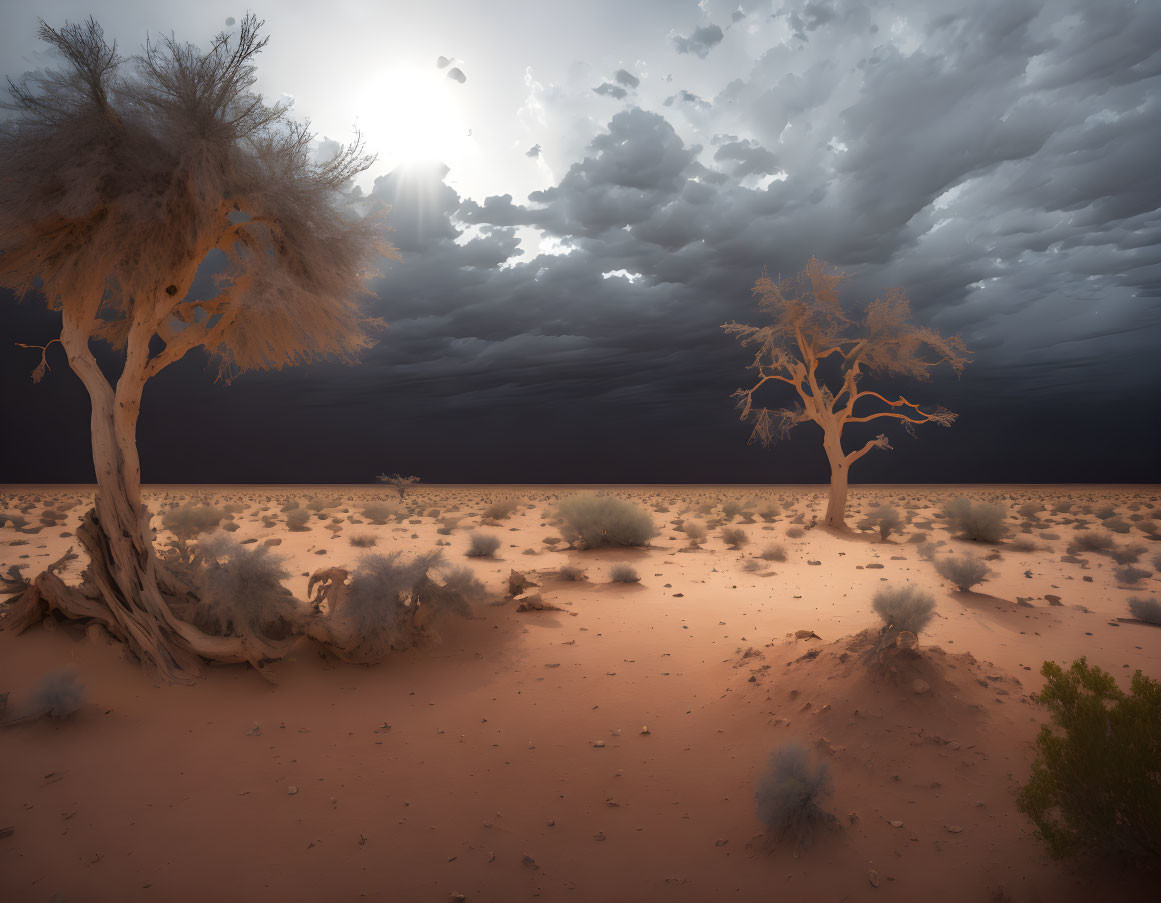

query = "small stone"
(593, 741), (606, 748)
(593, 831), (606, 841)
(946, 825), (963, 834)
(912, 679), (930, 695)
(521, 854), (539, 869)
(1044, 594), (1063, 606)
(889, 819), (904, 828)
(287, 786), (299, 795)
(869, 869), (880, 888)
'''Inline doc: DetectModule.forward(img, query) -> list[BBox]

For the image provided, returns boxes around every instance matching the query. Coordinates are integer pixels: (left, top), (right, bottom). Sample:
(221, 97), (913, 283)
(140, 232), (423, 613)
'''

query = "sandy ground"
(1, 484), (1158, 903)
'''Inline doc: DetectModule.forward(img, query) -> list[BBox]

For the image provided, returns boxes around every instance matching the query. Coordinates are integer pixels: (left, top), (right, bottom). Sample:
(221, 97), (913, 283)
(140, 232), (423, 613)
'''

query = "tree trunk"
(1, 315), (281, 683)
(822, 430), (850, 529)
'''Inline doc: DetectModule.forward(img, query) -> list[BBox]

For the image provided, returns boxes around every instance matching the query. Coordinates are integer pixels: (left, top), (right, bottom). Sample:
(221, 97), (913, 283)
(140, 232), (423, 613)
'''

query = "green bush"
(1016, 658), (1160, 870)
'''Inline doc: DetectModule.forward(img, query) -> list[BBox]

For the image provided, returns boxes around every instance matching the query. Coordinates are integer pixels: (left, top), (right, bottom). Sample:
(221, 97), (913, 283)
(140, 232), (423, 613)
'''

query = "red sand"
(1, 485), (1157, 902)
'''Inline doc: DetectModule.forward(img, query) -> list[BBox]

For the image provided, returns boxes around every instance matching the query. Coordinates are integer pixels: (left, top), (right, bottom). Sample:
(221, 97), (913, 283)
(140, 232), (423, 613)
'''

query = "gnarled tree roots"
(0, 508), (423, 684)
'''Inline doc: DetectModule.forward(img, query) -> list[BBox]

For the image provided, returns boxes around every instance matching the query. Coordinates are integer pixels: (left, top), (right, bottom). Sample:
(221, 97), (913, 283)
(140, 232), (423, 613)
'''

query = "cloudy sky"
(2, 0), (1160, 484)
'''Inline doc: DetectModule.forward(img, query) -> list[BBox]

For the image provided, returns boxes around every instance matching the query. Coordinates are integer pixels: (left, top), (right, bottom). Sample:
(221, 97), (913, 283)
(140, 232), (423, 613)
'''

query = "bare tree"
(377, 473), (420, 501)
(723, 258), (969, 529)
(0, 16), (401, 681)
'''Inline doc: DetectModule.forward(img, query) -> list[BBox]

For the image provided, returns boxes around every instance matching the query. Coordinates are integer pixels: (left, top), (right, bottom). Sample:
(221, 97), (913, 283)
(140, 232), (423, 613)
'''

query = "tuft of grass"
(721, 526), (749, 549)
(466, 532), (502, 558)
(609, 562), (640, 583)
(558, 565), (585, 582)
(754, 741), (837, 856)
(1067, 529), (1115, 555)
(1016, 658), (1160, 870)
(1128, 597), (1161, 624)
(556, 493), (657, 549)
(349, 534), (377, 548)
(934, 553), (992, 592)
(872, 584), (936, 638)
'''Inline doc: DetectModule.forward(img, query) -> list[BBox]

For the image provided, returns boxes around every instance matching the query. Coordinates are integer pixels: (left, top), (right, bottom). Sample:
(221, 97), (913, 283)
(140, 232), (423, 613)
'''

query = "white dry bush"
(556, 493), (657, 549)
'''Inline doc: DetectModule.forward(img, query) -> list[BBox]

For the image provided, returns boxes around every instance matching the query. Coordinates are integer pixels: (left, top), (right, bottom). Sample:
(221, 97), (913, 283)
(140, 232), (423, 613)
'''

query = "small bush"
(483, 499), (519, 520)
(786, 526), (805, 539)
(323, 551), (484, 662)
(754, 741), (837, 856)
(1068, 529), (1115, 555)
(466, 532), (502, 558)
(349, 534), (377, 548)
(437, 516), (462, 535)
(944, 498), (1007, 542)
(872, 584), (936, 638)
(858, 505), (903, 541)
(758, 503), (781, 521)
(558, 565), (585, 581)
(27, 667), (85, 718)
(934, 553), (992, 592)
(556, 493), (657, 549)
(162, 503), (224, 540)
(721, 501), (742, 520)
(285, 509), (310, 531)
(1103, 516), (1132, 534)
(1128, 597), (1161, 624)
(682, 520), (707, 544)
(1010, 536), (1040, 553)
(192, 536), (302, 642)
(721, 526), (749, 549)
(760, 544), (787, 562)
(362, 503), (401, 525)
(609, 563), (640, 583)
(1115, 565), (1151, 586)
(1016, 658), (1160, 870)
(1111, 544), (1147, 565)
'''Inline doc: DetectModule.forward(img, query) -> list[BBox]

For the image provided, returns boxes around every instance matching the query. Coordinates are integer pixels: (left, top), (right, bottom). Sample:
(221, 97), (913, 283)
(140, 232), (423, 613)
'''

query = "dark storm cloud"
(672, 23), (724, 58)
(593, 82), (628, 100)
(712, 138), (778, 176)
(614, 69), (640, 89)
(3, 0), (1159, 485)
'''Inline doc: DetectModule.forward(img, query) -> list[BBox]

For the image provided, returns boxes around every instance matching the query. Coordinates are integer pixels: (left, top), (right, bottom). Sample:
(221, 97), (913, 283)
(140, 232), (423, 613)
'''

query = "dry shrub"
(872, 584), (936, 638)
(754, 741), (838, 856)
(934, 553), (992, 592)
(943, 497), (1007, 542)
(760, 544), (787, 562)
(1128, 597), (1161, 624)
(467, 532), (501, 558)
(721, 526), (749, 549)
(858, 504), (903, 541)
(349, 534), (377, 548)
(323, 551), (483, 662)
(556, 493), (657, 549)
(609, 562), (640, 583)
(190, 536), (303, 642)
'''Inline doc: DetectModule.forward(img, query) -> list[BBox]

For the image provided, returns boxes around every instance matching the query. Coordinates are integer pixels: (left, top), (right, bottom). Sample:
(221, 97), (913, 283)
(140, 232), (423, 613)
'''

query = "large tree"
(723, 258), (970, 529)
(0, 16), (399, 681)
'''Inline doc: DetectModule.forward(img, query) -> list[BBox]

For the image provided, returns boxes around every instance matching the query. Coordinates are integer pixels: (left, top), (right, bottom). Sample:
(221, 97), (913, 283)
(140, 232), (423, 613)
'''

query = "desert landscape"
(2, 484), (1158, 901)
(2, 2), (1160, 901)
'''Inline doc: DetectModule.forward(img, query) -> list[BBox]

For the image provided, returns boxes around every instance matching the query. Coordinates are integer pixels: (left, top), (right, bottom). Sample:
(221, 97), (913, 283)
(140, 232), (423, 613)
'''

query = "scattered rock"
(912, 679), (930, 695)
(794, 629), (821, 640)
(869, 869), (880, 888)
(946, 825), (963, 834)
(1044, 594), (1062, 606)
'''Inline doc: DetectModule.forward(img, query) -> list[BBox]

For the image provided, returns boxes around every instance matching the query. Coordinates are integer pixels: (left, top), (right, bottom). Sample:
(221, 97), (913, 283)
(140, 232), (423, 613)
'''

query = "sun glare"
(355, 66), (472, 167)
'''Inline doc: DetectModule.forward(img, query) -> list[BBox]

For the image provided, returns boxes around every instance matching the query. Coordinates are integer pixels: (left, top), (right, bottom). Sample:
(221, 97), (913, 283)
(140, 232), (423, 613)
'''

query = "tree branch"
(845, 434), (891, 465)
